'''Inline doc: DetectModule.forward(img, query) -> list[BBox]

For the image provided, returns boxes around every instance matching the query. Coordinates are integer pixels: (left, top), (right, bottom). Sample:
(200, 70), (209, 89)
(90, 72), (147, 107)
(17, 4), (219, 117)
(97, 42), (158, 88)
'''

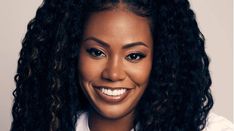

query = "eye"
(125, 52), (146, 62)
(86, 48), (106, 58)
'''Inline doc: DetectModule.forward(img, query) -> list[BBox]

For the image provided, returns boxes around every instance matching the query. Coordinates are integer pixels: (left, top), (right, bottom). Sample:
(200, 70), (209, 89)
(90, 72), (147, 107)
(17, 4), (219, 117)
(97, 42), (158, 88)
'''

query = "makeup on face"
(78, 9), (153, 121)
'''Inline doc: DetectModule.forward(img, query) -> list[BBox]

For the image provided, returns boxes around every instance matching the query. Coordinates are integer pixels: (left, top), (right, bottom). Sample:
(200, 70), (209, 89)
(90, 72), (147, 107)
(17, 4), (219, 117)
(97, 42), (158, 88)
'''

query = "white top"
(76, 112), (234, 131)
(203, 112), (234, 131)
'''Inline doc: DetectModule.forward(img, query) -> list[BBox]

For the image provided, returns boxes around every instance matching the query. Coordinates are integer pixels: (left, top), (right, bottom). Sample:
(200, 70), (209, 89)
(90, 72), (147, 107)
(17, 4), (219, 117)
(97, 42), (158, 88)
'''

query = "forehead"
(83, 9), (153, 47)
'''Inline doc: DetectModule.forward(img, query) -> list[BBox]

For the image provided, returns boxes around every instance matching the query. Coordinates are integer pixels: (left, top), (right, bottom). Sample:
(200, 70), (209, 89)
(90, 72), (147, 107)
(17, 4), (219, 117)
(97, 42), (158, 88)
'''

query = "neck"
(88, 110), (135, 131)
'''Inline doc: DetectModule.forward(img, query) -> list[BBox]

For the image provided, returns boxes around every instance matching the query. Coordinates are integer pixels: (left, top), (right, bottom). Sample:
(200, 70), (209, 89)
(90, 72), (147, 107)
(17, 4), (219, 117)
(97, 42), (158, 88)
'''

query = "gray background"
(0, 0), (233, 130)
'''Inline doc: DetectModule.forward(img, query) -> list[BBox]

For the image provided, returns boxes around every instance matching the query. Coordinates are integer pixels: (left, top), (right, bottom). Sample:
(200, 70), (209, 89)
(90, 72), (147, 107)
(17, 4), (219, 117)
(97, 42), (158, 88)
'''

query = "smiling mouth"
(100, 88), (127, 96)
(93, 85), (131, 103)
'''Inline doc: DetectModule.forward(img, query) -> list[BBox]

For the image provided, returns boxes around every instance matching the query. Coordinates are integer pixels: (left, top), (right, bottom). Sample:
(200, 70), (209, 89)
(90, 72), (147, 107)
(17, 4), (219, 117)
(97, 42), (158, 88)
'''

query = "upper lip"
(93, 85), (132, 90)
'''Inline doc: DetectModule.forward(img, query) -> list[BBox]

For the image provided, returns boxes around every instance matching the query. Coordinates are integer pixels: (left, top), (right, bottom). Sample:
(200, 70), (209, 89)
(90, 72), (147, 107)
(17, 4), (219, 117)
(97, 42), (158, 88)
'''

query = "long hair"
(11, 0), (213, 131)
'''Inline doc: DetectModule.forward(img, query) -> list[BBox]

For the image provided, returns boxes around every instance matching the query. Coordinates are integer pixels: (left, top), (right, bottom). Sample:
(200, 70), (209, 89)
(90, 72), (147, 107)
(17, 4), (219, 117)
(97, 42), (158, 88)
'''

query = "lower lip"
(94, 86), (130, 104)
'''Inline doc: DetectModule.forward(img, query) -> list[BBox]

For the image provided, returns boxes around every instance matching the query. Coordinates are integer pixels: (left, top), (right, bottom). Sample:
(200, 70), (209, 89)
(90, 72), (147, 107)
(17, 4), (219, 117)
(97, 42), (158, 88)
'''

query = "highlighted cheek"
(127, 67), (151, 87)
(79, 64), (99, 81)
(78, 55), (106, 82)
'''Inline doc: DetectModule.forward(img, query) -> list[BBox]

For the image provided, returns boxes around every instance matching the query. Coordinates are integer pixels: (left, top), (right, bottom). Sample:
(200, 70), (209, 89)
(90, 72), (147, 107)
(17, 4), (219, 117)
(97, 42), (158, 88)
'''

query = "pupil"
(96, 51), (101, 55)
(132, 54), (137, 59)
(94, 50), (101, 56)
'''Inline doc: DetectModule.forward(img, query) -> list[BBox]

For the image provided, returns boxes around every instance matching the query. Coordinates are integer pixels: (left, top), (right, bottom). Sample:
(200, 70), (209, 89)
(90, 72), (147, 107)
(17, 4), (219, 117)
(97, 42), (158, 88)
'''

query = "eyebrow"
(83, 37), (149, 49)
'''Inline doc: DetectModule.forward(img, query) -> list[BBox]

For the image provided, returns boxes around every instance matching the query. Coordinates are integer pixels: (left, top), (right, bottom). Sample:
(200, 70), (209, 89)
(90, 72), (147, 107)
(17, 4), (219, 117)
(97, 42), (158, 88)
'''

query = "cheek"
(78, 53), (104, 82)
(125, 59), (152, 87)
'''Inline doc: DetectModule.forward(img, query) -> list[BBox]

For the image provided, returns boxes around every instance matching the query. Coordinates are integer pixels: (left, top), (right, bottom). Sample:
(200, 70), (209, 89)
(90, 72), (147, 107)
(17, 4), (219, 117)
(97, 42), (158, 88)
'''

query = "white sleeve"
(203, 112), (234, 131)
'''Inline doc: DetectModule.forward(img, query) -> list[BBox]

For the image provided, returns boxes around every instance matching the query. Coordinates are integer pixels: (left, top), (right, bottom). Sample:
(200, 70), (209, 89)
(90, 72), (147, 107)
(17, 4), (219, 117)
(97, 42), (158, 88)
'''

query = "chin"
(93, 105), (134, 120)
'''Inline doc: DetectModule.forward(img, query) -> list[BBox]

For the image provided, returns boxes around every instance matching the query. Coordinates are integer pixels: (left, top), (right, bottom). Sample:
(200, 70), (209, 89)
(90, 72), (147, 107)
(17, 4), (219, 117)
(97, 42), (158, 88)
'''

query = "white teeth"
(100, 88), (127, 96)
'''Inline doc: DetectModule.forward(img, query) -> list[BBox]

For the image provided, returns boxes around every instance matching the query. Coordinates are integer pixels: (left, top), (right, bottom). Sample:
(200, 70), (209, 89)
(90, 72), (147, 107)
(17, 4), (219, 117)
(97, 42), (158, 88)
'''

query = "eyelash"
(86, 48), (106, 58)
(86, 48), (146, 62)
(125, 52), (146, 62)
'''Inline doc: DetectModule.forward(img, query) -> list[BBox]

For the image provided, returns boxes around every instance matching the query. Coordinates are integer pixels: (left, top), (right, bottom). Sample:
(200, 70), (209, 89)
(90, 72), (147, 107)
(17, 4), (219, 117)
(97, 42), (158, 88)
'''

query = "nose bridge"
(102, 55), (126, 81)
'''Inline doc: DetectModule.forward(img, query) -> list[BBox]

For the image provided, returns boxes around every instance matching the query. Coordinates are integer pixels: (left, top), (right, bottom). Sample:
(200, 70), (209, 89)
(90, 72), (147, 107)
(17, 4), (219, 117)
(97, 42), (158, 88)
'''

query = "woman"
(11, 0), (233, 131)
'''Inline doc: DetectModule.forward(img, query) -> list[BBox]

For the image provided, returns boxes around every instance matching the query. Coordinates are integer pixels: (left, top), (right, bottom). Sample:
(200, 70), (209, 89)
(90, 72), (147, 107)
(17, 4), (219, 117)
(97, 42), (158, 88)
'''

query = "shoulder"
(76, 112), (90, 131)
(203, 112), (234, 131)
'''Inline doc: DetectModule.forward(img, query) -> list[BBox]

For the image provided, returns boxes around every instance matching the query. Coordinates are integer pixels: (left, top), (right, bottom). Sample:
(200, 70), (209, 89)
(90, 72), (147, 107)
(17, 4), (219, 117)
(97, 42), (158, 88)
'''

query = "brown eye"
(125, 53), (146, 62)
(86, 48), (106, 58)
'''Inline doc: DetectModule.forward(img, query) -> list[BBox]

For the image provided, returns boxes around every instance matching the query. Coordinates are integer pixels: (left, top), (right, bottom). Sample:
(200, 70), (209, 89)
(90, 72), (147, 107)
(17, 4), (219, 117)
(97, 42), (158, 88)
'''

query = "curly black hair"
(11, 0), (213, 131)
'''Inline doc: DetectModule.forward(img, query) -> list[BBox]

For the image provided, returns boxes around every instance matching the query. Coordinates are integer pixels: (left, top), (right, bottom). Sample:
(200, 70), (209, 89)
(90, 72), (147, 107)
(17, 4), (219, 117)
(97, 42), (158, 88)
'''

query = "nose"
(101, 57), (126, 82)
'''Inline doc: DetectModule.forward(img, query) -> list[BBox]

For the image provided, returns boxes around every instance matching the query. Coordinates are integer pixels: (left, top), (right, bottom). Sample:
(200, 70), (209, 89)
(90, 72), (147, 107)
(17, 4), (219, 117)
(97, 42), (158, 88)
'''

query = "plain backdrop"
(0, 0), (233, 131)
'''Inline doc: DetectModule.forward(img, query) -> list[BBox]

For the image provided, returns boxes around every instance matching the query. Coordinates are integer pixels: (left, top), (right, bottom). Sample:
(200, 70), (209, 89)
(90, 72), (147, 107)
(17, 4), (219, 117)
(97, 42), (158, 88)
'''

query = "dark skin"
(88, 109), (134, 131)
(78, 6), (153, 131)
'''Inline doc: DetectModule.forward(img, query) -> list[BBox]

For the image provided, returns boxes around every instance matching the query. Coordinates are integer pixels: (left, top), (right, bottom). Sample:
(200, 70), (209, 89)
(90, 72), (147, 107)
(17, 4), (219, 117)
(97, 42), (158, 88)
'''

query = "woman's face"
(78, 9), (153, 119)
